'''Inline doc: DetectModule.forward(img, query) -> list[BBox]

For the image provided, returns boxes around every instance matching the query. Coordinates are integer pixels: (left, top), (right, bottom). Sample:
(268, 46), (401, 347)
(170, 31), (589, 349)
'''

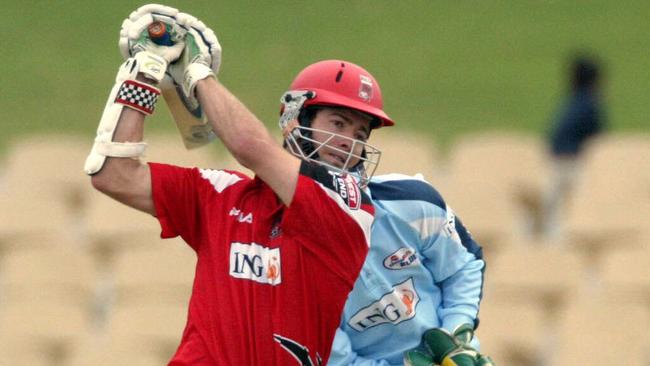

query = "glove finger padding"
(175, 12), (222, 75)
(422, 328), (479, 366)
(403, 349), (434, 366)
(119, 3), (186, 62)
(476, 355), (496, 366)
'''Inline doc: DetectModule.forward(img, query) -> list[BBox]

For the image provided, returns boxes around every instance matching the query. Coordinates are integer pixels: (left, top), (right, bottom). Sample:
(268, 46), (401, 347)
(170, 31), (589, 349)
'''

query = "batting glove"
(119, 3), (186, 63)
(165, 12), (222, 110)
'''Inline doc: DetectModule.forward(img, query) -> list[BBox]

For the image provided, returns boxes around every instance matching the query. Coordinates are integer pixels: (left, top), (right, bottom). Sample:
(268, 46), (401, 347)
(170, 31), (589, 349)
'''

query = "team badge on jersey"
(229, 242), (281, 285)
(348, 278), (420, 331)
(273, 334), (323, 366)
(329, 172), (361, 210)
(384, 247), (420, 270)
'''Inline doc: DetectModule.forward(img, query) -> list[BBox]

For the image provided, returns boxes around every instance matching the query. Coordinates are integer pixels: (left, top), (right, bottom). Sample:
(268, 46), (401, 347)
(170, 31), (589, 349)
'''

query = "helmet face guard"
(280, 91), (381, 187)
(279, 60), (394, 187)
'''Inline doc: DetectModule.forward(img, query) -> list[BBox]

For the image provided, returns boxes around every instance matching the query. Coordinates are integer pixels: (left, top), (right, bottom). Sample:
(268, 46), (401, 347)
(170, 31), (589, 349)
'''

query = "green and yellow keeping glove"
(403, 324), (496, 366)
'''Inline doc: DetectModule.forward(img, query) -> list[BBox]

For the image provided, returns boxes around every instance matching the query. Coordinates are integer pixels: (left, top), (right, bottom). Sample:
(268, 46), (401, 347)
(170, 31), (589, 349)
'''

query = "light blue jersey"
(328, 174), (486, 366)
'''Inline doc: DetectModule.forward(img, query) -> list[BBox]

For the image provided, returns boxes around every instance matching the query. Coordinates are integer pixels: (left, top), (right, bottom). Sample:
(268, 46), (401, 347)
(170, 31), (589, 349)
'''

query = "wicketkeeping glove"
(404, 324), (496, 366)
(119, 3), (186, 63)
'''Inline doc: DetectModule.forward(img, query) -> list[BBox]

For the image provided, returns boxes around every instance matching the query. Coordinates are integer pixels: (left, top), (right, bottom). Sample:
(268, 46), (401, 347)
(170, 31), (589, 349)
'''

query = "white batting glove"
(119, 3), (186, 63)
(165, 12), (222, 110)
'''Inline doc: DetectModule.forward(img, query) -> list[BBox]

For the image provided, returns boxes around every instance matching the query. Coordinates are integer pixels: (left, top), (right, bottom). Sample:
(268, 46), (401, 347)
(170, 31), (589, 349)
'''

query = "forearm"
(195, 77), (274, 169)
(89, 69), (156, 215)
(195, 77), (299, 204)
(93, 108), (153, 211)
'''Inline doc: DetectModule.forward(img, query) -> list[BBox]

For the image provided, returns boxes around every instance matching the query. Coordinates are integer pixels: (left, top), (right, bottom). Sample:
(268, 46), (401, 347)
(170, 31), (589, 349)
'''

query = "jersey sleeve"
(283, 162), (374, 285)
(148, 162), (246, 250)
(371, 176), (486, 332)
(420, 204), (486, 332)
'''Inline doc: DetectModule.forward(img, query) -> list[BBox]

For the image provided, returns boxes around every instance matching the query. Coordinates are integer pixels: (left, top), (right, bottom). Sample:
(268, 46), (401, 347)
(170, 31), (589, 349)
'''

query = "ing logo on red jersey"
(229, 242), (282, 285)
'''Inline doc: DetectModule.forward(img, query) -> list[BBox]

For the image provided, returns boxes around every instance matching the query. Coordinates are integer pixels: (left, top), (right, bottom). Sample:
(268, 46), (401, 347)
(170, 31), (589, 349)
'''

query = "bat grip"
(148, 21), (173, 46)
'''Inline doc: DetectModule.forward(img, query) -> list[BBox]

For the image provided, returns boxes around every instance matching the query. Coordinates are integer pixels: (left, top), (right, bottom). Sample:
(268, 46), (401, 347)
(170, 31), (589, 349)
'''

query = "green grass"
(1, 1), (648, 157)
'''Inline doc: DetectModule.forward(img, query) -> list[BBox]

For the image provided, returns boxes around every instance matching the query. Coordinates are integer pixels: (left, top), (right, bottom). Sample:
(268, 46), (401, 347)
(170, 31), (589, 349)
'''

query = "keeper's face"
(309, 108), (372, 169)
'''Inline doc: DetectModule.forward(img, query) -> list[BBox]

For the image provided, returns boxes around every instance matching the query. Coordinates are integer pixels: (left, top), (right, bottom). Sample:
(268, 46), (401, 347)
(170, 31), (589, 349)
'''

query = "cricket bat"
(148, 21), (216, 149)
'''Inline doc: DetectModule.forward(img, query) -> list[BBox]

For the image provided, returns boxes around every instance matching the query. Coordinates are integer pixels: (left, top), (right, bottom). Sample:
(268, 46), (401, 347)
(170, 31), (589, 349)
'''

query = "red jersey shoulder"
(299, 162), (370, 210)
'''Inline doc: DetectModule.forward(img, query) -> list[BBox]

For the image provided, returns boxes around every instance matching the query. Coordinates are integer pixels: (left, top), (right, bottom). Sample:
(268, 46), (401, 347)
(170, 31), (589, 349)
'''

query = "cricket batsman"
(84, 4), (397, 365)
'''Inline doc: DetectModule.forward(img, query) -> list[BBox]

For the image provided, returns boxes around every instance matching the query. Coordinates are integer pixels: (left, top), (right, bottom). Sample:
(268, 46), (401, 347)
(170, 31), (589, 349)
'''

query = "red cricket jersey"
(149, 161), (374, 365)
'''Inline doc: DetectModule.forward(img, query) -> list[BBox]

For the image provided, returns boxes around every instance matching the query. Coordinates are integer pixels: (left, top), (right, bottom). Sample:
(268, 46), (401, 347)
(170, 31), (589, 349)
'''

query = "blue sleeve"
(419, 206), (485, 332)
(328, 328), (397, 366)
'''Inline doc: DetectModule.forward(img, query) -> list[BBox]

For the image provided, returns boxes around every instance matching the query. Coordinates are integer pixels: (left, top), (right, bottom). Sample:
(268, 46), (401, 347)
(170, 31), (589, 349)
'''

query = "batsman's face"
(310, 108), (372, 169)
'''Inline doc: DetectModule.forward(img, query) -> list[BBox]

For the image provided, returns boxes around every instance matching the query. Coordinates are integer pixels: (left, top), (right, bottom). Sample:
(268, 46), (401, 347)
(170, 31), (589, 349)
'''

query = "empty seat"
(2, 135), (91, 203)
(110, 239), (196, 305)
(0, 188), (77, 238)
(0, 242), (98, 361)
(104, 302), (188, 364)
(84, 190), (161, 240)
(565, 134), (650, 253)
(99, 240), (196, 363)
(0, 336), (54, 366)
(0, 300), (92, 350)
(443, 132), (547, 247)
(67, 336), (167, 366)
(549, 293), (650, 366)
(601, 248), (650, 305)
(0, 240), (97, 300)
(371, 130), (439, 180)
(447, 132), (547, 193)
(477, 298), (548, 366)
(486, 244), (585, 314)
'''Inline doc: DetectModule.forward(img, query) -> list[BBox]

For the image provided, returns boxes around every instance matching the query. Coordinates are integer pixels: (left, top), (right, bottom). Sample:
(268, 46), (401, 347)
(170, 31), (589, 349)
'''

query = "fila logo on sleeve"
(229, 242), (281, 285)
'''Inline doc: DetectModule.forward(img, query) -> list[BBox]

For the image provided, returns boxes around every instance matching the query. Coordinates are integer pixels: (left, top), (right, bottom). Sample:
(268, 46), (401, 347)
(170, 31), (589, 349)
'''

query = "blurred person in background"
(541, 54), (607, 241)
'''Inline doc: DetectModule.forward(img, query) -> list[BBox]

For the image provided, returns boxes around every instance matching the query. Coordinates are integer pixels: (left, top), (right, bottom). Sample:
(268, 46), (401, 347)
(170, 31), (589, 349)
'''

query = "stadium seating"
(565, 134), (650, 254)
(485, 243), (585, 317)
(0, 236), (98, 365)
(109, 237), (196, 305)
(0, 336), (54, 366)
(549, 290), (650, 366)
(67, 337), (166, 366)
(371, 130), (439, 181)
(1, 132), (650, 365)
(601, 247), (650, 306)
(1, 135), (91, 205)
(442, 131), (548, 252)
(477, 298), (548, 366)
(84, 190), (161, 242)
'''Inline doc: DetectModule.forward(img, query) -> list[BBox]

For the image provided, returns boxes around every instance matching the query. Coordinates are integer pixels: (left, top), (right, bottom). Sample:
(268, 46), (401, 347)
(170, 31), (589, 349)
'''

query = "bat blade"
(160, 79), (217, 149)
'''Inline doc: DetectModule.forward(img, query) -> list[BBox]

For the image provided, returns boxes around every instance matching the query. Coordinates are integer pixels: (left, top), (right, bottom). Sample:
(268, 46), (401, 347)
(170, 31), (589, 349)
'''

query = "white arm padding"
(84, 52), (166, 175)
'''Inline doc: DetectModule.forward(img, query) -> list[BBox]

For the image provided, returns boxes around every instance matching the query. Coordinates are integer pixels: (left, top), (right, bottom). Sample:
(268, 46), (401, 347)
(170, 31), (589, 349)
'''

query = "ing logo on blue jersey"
(383, 247), (420, 270)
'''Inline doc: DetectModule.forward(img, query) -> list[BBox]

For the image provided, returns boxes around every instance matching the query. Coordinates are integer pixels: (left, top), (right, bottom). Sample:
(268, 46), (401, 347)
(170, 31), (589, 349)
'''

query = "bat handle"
(148, 21), (173, 46)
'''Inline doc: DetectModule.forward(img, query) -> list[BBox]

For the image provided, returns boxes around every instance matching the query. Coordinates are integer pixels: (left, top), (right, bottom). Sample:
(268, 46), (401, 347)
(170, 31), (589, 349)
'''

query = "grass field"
(1, 1), (648, 156)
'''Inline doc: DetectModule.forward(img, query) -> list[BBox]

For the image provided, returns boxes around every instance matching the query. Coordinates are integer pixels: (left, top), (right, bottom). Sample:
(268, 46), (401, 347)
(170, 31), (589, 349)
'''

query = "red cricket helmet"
(288, 60), (394, 128)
